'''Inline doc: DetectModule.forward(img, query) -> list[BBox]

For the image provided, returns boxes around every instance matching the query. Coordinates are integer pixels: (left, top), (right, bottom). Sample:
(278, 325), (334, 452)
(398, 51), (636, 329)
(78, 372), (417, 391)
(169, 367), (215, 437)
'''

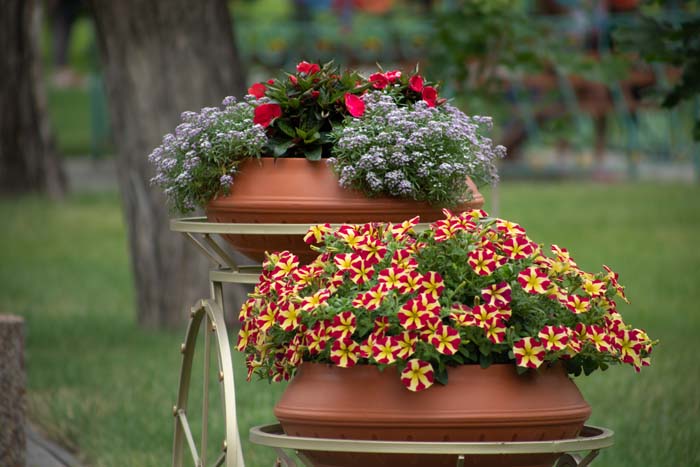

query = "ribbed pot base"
(275, 363), (591, 467)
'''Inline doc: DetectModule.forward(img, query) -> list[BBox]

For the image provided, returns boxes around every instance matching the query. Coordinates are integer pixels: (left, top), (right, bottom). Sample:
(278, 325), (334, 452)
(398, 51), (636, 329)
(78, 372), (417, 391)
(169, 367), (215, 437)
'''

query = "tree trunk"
(88, 0), (248, 328)
(0, 0), (66, 198)
(0, 315), (26, 467)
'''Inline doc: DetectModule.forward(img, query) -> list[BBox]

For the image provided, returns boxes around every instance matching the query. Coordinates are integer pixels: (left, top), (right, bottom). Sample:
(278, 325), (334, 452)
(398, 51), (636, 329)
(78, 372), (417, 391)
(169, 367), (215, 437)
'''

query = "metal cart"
(169, 218), (614, 467)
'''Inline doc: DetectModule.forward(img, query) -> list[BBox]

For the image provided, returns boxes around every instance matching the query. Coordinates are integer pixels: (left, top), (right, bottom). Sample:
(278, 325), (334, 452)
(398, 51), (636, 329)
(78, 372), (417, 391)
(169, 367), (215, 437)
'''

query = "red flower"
(422, 86), (438, 107)
(267, 79), (275, 85)
(409, 75), (424, 92)
(296, 61), (320, 75)
(344, 93), (365, 118)
(247, 82), (266, 99)
(289, 75), (298, 86)
(369, 72), (389, 89)
(386, 70), (402, 82)
(311, 90), (320, 99)
(253, 103), (282, 127)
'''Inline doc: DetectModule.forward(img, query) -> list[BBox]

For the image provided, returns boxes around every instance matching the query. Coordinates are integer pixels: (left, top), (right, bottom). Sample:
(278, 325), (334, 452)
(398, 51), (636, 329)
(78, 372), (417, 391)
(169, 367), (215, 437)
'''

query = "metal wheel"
(172, 298), (244, 467)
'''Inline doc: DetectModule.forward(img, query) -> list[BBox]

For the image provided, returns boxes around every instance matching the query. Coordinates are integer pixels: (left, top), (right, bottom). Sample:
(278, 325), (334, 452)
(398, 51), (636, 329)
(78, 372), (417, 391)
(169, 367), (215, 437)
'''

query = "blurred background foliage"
(44, 0), (699, 181)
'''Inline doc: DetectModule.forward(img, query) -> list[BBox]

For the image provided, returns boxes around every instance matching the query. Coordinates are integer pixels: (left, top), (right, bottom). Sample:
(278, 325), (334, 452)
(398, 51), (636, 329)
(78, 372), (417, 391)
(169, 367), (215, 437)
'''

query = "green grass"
(1, 183), (699, 466)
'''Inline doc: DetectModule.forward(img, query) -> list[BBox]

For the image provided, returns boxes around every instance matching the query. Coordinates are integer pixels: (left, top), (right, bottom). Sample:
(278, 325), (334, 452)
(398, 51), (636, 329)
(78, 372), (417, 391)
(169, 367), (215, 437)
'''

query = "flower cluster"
(148, 96), (267, 212)
(238, 210), (655, 391)
(328, 92), (505, 206)
(245, 61), (442, 161)
(150, 60), (502, 213)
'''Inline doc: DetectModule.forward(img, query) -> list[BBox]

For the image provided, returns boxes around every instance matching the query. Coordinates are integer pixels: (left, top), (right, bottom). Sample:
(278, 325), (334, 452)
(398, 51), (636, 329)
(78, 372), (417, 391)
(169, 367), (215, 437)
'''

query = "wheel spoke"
(177, 409), (200, 465)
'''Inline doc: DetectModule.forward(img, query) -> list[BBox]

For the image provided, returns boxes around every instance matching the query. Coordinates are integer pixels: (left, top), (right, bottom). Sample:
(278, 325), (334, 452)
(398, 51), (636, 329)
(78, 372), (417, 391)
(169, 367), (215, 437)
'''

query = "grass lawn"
(1, 183), (699, 466)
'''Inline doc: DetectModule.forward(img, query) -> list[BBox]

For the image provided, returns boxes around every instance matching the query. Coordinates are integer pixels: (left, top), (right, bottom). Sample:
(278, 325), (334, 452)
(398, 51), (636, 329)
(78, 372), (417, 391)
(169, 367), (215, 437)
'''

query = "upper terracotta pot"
(205, 157), (485, 263)
(274, 362), (591, 467)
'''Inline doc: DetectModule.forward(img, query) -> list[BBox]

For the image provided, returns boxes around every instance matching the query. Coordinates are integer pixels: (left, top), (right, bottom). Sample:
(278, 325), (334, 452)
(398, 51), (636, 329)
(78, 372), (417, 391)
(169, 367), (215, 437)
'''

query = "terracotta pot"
(205, 158), (485, 263)
(274, 363), (591, 467)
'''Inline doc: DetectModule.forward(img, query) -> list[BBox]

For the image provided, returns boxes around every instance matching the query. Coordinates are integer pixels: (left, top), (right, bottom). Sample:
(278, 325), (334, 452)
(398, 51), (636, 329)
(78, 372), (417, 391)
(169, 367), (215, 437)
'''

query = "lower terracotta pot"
(205, 158), (485, 263)
(274, 363), (591, 467)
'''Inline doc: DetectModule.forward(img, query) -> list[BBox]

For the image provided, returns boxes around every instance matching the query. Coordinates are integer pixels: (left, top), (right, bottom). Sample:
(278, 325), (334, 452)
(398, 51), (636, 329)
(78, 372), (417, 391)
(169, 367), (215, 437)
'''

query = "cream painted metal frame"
(170, 217), (615, 467)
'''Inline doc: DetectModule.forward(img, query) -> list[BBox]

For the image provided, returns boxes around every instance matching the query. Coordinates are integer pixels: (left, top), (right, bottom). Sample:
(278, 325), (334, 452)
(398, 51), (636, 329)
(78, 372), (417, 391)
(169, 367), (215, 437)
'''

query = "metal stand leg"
(172, 289), (244, 467)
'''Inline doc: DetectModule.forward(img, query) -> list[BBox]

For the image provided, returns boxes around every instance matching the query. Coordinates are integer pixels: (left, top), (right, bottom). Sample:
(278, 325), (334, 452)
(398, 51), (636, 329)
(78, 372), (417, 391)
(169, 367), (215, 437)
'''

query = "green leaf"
(276, 120), (296, 138)
(434, 364), (449, 386)
(304, 145), (323, 161)
(272, 140), (295, 157)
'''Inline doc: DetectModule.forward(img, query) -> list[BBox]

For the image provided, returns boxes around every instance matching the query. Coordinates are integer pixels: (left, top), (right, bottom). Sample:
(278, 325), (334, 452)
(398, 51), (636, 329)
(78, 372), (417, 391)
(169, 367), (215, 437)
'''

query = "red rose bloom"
(386, 70), (402, 82)
(344, 93), (365, 118)
(409, 75), (424, 93)
(253, 103), (282, 127)
(296, 61), (320, 75)
(267, 79), (275, 85)
(289, 75), (298, 85)
(247, 82), (266, 99)
(422, 86), (438, 107)
(369, 72), (389, 89)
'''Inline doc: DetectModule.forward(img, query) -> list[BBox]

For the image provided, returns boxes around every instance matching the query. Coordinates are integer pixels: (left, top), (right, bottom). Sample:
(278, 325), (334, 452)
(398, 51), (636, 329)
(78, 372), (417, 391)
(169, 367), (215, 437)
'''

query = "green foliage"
(254, 61), (435, 160)
(240, 209), (654, 391)
(616, 7), (700, 139)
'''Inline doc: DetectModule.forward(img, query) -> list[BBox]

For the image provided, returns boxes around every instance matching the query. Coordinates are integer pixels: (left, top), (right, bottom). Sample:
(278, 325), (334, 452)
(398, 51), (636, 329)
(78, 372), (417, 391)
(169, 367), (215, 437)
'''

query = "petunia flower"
(398, 293), (439, 330)
(517, 267), (552, 294)
(396, 269), (424, 295)
(329, 311), (356, 339)
(377, 267), (408, 290)
(300, 289), (331, 312)
(400, 359), (434, 392)
(495, 219), (527, 236)
(256, 303), (278, 332)
(450, 304), (476, 328)
(348, 259), (375, 285)
(603, 265), (629, 303)
(335, 225), (363, 249)
(513, 337), (546, 369)
(582, 279), (607, 297)
(420, 271), (445, 300)
(566, 294), (591, 314)
(538, 325), (569, 351)
(330, 338), (359, 368)
(472, 304), (499, 329)
(304, 223), (332, 245)
(586, 325), (612, 353)
(483, 318), (507, 344)
(467, 248), (499, 276)
(430, 323), (461, 355)
(276, 302), (302, 331)
(372, 336), (401, 364)
(395, 331), (417, 359)
(305, 321), (330, 355)
(392, 248), (418, 270)
(481, 281), (512, 308)
(501, 235), (537, 260)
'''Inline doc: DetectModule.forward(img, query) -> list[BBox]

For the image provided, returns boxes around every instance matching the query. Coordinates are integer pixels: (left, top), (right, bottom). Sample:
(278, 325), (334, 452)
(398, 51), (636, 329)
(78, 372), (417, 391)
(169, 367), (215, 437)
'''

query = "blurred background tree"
(87, 0), (247, 328)
(0, 0), (66, 198)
